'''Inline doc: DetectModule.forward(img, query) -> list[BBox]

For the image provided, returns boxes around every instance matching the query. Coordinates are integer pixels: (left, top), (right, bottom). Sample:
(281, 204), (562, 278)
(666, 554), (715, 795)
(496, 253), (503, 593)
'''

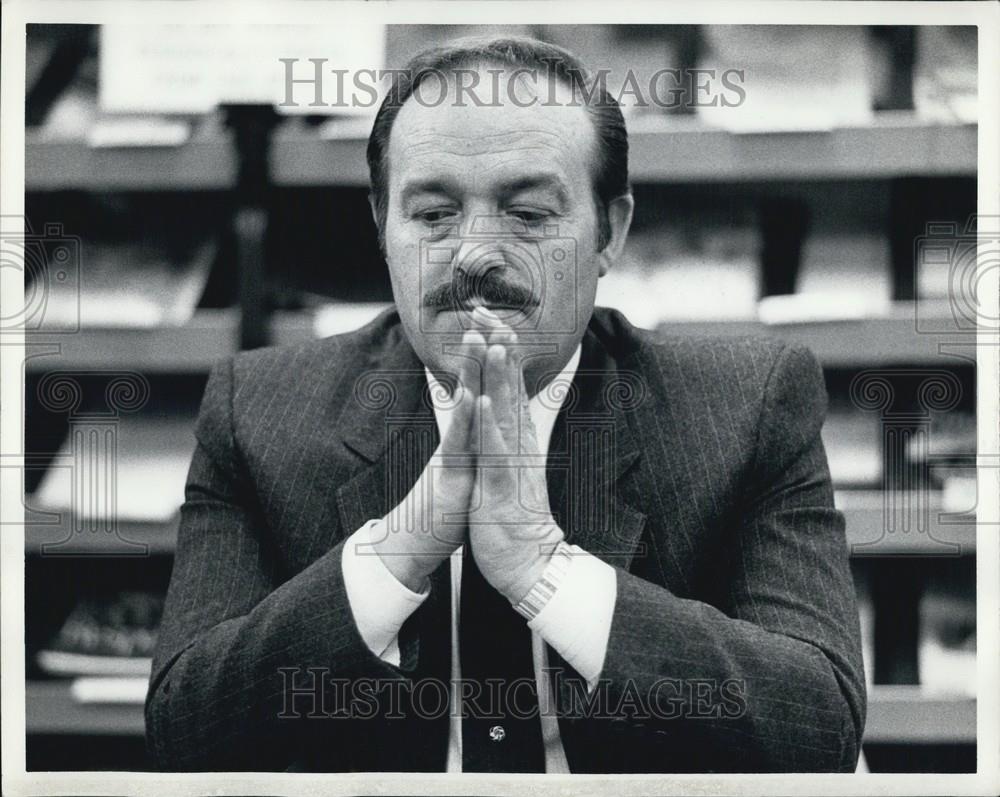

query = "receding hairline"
(381, 62), (601, 194)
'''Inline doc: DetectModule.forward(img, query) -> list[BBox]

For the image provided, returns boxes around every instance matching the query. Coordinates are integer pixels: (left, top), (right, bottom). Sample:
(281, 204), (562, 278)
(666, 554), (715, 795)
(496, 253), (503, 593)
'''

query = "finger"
(439, 383), (475, 455)
(478, 395), (509, 466)
(471, 304), (505, 333)
(484, 341), (519, 448)
(455, 328), (487, 396)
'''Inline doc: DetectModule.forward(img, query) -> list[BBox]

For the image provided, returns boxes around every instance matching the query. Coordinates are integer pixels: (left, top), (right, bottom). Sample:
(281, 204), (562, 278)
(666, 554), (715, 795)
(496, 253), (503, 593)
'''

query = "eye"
(416, 208), (458, 223)
(508, 208), (550, 224)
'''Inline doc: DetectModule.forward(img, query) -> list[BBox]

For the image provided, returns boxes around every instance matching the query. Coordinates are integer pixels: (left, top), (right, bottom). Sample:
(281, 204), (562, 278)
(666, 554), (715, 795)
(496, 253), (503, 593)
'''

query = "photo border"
(2, 1), (997, 795)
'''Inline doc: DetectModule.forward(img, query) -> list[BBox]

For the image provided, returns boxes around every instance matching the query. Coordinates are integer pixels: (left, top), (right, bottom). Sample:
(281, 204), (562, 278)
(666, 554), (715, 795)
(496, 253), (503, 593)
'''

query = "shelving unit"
(23, 23), (979, 774)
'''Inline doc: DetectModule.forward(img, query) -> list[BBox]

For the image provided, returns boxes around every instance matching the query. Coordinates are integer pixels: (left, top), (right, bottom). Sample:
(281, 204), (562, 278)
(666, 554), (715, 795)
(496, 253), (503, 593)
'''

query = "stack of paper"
(33, 411), (197, 524)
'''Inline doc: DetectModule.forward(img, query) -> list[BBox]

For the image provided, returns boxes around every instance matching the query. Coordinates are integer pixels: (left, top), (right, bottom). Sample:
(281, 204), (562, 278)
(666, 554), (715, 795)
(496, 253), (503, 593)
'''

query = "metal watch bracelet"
(513, 540), (575, 621)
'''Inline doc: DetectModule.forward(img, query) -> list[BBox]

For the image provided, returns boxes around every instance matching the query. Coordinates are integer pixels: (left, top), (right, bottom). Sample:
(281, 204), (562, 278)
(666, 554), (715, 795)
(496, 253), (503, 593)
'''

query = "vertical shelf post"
(223, 104), (281, 351)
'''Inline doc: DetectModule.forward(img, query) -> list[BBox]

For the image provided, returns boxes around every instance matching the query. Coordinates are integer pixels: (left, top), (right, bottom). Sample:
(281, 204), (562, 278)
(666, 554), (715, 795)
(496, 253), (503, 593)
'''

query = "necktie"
(458, 543), (545, 772)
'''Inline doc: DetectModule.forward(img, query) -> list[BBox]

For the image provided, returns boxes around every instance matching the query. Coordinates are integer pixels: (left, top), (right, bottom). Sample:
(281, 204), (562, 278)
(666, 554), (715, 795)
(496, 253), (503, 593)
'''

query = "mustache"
(422, 271), (539, 312)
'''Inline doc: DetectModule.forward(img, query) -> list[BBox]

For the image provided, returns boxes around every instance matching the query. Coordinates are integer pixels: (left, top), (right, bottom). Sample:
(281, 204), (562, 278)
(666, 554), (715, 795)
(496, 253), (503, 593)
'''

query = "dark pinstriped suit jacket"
(146, 306), (866, 773)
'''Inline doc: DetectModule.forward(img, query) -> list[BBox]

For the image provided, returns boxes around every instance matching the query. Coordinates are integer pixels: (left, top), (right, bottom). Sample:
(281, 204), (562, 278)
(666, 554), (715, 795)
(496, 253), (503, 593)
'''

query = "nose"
(453, 237), (507, 283)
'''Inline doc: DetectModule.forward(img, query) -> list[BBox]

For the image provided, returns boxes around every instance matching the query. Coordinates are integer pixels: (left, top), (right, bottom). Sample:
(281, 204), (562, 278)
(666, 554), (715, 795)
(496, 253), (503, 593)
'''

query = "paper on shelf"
(33, 412), (197, 523)
(37, 240), (214, 329)
(87, 118), (191, 148)
(313, 302), (392, 337)
(100, 24), (386, 114)
(39, 651), (153, 679)
(697, 26), (873, 132)
(822, 411), (882, 488)
(70, 676), (150, 704)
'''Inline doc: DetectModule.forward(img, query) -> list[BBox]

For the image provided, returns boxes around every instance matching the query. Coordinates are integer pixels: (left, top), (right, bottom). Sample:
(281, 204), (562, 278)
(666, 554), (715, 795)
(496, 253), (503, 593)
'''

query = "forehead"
(386, 67), (596, 195)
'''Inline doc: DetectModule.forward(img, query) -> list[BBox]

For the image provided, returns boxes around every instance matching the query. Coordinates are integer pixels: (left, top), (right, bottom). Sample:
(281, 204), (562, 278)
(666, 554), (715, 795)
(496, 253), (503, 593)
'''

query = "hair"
(366, 35), (630, 251)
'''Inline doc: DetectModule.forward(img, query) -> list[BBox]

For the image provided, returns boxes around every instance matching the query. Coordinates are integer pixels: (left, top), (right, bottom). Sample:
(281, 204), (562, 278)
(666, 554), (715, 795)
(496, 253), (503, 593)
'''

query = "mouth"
(432, 297), (537, 315)
(453, 301), (529, 313)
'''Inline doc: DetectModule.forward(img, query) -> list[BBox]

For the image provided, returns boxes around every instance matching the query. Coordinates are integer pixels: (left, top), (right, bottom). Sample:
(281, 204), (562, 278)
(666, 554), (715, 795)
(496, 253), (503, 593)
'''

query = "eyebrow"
(399, 179), (462, 207)
(497, 175), (570, 210)
(398, 173), (571, 209)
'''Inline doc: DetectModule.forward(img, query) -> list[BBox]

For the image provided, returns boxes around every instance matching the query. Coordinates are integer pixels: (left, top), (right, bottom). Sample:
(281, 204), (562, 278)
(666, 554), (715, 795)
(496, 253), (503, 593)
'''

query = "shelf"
(21, 493), (971, 558)
(839, 491), (976, 556)
(865, 686), (976, 744)
(23, 681), (976, 744)
(625, 114), (977, 182)
(25, 116), (976, 191)
(293, 302), (978, 367)
(26, 134), (236, 192)
(265, 115), (980, 186)
(24, 309), (240, 373)
(26, 681), (146, 736)
(271, 116), (979, 186)
(655, 302), (978, 367)
(22, 303), (980, 373)
(25, 516), (178, 557)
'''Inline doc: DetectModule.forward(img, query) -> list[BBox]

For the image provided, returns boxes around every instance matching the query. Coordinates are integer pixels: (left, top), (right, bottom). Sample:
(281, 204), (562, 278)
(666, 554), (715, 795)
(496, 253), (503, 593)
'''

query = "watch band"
(513, 541), (575, 620)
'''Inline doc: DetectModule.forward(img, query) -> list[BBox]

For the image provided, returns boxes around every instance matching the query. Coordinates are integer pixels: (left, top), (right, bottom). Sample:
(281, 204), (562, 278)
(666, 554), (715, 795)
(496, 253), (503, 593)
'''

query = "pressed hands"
(372, 306), (564, 603)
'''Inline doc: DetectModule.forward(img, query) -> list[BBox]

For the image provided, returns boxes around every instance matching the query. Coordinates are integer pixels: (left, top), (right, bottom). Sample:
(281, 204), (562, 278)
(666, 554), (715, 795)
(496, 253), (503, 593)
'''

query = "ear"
(368, 191), (387, 256)
(367, 191), (380, 230)
(597, 193), (634, 277)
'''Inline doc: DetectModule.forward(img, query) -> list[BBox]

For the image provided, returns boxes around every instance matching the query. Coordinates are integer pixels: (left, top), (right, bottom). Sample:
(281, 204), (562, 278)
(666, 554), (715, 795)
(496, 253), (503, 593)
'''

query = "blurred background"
(20, 23), (978, 772)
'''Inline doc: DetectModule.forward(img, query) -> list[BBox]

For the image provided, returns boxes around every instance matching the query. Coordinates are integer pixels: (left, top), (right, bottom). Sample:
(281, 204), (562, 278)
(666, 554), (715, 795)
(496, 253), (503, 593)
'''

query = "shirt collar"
(424, 344), (582, 456)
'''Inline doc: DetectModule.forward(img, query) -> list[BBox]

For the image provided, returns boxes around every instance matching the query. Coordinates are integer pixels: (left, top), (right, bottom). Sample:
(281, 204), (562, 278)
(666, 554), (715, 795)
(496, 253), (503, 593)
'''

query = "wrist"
(505, 525), (565, 603)
(372, 524), (454, 593)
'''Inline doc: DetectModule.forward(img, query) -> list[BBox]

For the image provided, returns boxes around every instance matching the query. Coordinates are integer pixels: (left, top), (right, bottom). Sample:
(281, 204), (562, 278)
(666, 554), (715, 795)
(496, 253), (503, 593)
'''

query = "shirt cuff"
(527, 546), (617, 691)
(341, 518), (430, 666)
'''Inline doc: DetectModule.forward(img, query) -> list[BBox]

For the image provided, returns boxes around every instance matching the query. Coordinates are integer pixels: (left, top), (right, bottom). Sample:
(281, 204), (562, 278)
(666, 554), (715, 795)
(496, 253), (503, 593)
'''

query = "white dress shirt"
(341, 344), (618, 772)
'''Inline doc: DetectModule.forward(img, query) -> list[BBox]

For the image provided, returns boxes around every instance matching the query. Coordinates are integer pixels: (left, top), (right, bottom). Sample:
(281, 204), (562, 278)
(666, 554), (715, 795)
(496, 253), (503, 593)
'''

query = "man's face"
(378, 67), (629, 392)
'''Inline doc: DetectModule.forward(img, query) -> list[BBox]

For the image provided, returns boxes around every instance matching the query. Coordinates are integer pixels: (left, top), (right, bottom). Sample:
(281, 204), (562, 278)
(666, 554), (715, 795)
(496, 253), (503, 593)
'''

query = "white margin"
(1, 2), (998, 796)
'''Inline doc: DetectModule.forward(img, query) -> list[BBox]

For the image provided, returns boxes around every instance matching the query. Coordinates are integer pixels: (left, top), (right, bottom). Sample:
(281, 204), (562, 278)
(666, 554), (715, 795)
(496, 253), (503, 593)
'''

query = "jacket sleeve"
(571, 344), (867, 773)
(144, 357), (412, 771)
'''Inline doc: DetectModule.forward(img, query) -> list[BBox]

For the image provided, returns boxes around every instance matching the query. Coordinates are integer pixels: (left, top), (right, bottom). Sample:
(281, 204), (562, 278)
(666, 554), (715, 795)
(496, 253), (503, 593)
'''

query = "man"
(146, 36), (866, 773)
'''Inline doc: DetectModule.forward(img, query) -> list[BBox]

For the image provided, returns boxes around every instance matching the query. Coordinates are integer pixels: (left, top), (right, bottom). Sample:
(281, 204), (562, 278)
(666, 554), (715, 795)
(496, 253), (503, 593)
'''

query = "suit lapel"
(546, 324), (648, 570)
(334, 340), (440, 536)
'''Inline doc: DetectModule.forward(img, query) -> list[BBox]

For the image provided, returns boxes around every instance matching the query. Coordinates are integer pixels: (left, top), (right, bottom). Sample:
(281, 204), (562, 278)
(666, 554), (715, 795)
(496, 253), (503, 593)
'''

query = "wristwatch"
(513, 540), (575, 620)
